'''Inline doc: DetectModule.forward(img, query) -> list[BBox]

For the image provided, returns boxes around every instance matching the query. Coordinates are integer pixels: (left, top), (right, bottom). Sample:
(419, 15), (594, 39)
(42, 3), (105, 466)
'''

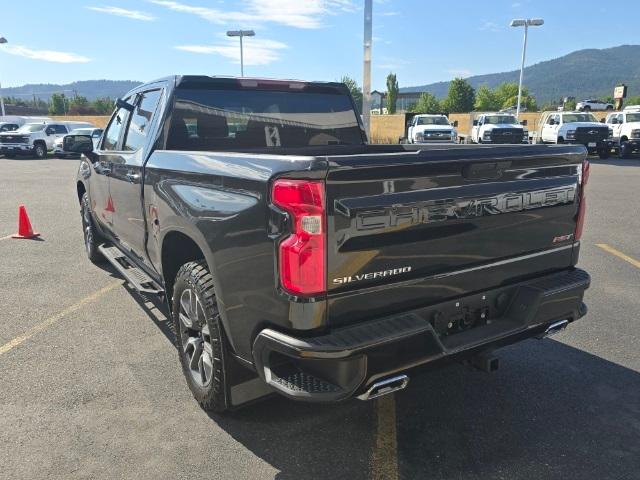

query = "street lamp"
(362, 0), (372, 139)
(226, 30), (255, 77)
(510, 18), (543, 118)
(0, 36), (7, 117)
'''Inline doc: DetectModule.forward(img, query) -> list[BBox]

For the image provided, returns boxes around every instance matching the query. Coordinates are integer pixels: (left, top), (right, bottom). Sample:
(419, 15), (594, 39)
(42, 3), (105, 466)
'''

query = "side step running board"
(98, 244), (164, 295)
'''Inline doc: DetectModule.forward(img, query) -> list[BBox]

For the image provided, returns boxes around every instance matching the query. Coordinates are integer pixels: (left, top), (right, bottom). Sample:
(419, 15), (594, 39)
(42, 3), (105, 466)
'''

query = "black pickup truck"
(65, 76), (591, 412)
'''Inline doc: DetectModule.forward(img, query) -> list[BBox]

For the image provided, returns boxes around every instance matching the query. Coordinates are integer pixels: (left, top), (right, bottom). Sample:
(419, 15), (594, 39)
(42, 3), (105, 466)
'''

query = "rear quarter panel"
(143, 150), (327, 360)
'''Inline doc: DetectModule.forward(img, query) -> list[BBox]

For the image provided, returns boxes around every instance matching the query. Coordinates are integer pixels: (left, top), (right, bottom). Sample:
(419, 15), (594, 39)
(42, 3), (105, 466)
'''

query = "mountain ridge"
(400, 45), (640, 104)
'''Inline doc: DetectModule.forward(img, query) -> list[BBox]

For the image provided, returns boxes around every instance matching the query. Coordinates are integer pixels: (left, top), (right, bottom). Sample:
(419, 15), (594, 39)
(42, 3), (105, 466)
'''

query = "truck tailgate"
(325, 144), (586, 326)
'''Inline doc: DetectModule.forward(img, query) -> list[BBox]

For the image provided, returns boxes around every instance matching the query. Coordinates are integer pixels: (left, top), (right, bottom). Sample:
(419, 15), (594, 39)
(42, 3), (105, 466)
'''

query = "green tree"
(563, 98), (577, 111)
(68, 95), (94, 115)
(409, 92), (441, 114)
(340, 76), (363, 114)
(442, 78), (475, 113)
(493, 82), (537, 111)
(625, 95), (640, 106)
(474, 85), (500, 111)
(49, 93), (66, 115)
(386, 72), (399, 114)
(93, 97), (114, 115)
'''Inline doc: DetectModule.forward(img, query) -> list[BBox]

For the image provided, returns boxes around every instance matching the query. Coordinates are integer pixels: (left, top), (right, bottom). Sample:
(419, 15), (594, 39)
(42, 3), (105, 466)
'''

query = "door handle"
(125, 172), (140, 182)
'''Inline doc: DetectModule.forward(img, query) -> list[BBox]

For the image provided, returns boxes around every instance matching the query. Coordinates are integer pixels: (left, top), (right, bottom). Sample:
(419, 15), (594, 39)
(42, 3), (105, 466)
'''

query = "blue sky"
(1, 0), (639, 90)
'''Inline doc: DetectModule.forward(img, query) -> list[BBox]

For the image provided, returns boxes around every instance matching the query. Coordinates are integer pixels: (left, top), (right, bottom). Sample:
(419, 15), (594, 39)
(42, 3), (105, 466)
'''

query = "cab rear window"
(167, 88), (364, 151)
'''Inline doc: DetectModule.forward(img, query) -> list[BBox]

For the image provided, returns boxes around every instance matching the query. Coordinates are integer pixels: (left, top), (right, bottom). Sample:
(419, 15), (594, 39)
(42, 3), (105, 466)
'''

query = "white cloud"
(479, 21), (501, 32)
(447, 68), (472, 77)
(149, 0), (355, 28)
(2, 45), (91, 63)
(380, 11), (400, 16)
(175, 38), (288, 65)
(88, 6), (156, 21)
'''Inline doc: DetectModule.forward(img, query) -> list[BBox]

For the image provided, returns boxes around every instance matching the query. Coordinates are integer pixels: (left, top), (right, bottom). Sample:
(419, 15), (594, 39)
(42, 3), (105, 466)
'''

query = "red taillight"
(575, 160), (590, 241)
(272, 179), (326, 296)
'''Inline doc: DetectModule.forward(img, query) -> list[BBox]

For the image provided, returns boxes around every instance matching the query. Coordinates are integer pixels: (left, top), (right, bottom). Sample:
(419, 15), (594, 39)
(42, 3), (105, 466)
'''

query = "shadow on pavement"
(123, 282), (639, 480)
(395, 339), (640, 480)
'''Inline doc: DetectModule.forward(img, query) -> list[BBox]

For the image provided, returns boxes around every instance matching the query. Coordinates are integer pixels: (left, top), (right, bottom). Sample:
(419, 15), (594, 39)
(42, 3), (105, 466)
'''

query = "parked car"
(471, 113), (528, 144)
(605, 109), (640, 158)
(54, 127), (103, 158)
(64, 75), (590, 412)
(499, 105), (527, 113)
(0, 121), (93, 158)
(576, 99), (614, 112)
(407, 114), (457, 144)
(539, 111), (613, 158)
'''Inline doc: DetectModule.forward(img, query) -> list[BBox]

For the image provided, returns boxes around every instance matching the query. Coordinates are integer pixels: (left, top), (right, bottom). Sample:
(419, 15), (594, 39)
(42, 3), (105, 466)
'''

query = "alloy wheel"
(178, 288), (214, 387)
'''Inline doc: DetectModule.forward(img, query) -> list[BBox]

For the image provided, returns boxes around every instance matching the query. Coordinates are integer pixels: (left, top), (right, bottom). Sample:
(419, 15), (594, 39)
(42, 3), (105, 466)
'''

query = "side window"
(123, 90), (162, 151)
(618, 114), (624, 123)
(102, 108), (129, 150)
(92, 129), (103, 138)
(54, 125), (68, 134)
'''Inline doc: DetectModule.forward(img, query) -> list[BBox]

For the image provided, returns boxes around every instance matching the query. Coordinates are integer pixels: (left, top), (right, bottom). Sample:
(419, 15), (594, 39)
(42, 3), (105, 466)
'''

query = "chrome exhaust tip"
(357, 374), (409, 401)
(538, 319), (569, 339)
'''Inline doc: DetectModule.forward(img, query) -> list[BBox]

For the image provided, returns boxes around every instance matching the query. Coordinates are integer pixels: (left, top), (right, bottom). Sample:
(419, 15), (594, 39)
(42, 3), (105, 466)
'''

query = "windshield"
(626, 113), (640, 123)
(484, 115), (517, 125)
(562, 114), (598, 123)
(16, 124), (46, 133)
(416, 116), (449, 126)
(69, 128), (94, 135)
(170, 87), (363, 150)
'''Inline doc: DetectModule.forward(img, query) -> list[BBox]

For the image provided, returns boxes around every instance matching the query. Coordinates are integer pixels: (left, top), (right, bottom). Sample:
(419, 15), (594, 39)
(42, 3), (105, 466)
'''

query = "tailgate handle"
(463, 161), (510, 180)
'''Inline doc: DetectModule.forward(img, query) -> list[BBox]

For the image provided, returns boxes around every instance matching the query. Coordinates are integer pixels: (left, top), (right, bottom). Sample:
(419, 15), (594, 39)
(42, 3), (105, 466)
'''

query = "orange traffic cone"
(12, 205), (40, 239)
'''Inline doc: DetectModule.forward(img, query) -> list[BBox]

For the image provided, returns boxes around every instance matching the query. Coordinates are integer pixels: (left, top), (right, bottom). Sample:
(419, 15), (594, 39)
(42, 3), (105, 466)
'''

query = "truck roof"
(126, 75), (351, 99)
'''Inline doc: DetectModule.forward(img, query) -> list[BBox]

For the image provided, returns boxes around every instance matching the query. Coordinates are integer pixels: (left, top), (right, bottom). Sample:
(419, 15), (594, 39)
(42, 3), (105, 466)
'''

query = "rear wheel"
(606, 105), (614, 111)
(172, 261), (231, 413)
(583, 106), (591, 112)
(81, 192), (105, 264)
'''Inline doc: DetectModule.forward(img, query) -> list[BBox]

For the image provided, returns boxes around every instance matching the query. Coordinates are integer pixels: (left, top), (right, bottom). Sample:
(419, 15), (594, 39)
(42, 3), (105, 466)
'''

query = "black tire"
(619, 142), (632, 159)
(583, 106), (591, 112)
(33, 142), (47, 159)
(598, 147), (610, 159)
(81, 192), (105, 264)
(557, 137), (564, 144)
(606, 105), (614, 111)
(172, 261), (230, 413)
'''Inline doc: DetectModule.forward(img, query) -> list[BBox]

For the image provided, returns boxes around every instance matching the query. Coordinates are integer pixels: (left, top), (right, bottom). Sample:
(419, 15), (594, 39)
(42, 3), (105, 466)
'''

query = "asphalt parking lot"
(0, 155), (639, 480)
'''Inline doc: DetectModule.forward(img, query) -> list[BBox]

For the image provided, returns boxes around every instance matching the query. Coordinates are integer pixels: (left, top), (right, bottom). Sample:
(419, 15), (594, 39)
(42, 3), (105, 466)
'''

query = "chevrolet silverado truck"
(470, 113), (528, 144)
(64, 75), (591, 412)
(407, 114), (458, 144)
(605, 108), (640, 158)
(0, 120), (93, 158)
(539, 111), (613, 158)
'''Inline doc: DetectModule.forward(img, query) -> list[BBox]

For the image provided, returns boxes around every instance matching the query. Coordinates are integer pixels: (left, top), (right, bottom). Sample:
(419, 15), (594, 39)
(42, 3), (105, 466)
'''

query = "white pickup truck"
(539, 111), (613, 158)
(471, 113), (528, 144)
(0, 120), (93, 158)
(605, 108), (640, 158)
(407, 114), (458, 144)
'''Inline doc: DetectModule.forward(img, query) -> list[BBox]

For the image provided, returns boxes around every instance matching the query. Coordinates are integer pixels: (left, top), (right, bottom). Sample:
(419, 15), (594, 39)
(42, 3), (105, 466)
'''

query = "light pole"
(0, 36), (7, 117)
(226, 30), (255, 77)
(510, 18), (543, 118)
(362, 0), (372, 140)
